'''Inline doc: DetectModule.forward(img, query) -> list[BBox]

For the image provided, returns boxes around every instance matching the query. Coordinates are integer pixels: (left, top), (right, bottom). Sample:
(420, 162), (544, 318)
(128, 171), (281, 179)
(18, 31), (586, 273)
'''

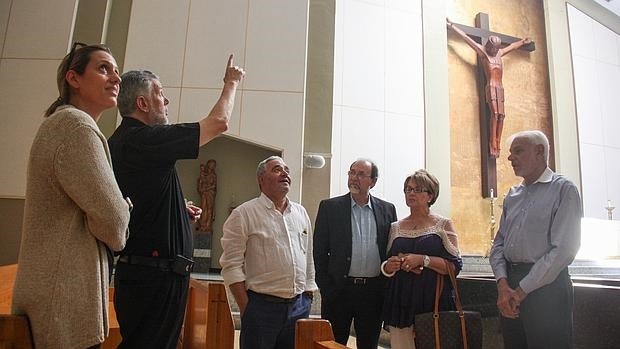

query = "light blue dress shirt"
(349, 196), (381, 277)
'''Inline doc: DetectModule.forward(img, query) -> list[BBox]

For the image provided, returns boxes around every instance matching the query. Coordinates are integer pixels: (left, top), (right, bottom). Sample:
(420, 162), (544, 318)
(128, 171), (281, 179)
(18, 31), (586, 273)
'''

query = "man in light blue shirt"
(490, 130), (582, 349)
(314, 159), (397, 349)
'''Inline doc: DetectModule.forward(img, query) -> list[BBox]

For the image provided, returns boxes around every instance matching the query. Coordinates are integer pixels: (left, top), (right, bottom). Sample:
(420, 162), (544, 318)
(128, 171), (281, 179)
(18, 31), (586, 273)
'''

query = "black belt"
(507, 262), (534, 274)
(118, 255), (172, 270)
(346, 276), (380, 285)
(119, 254), (194, 276)
(248, 290), (299, 304)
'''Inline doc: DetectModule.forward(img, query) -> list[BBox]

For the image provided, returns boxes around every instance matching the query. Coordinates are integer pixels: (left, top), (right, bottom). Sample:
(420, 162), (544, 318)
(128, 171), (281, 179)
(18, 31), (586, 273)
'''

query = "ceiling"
(594, 0), (620, 17)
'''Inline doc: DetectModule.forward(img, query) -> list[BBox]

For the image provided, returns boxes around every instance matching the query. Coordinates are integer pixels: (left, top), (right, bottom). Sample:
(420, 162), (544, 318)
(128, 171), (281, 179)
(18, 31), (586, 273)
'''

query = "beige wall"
(301, 0), (335, 223)
(0, 0), (78, 198)
(0, 0), (77, 264)
(0, 0), (311, 263)
(120, 0), (310, 202)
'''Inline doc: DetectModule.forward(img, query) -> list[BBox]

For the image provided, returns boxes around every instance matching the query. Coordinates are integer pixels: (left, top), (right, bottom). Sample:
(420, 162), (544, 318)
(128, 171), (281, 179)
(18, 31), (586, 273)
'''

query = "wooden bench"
(0, 315), (34, 349)
(2, 264), (343, 349)
(102, 287), (120, 349)
(2, 263), (235, 348)
(295, 319), (351, 349)
(0, 265), (34, 349)
(182, 279), (234, 349)
(103, 278), (234, 349)
(0, 265), (17, 315)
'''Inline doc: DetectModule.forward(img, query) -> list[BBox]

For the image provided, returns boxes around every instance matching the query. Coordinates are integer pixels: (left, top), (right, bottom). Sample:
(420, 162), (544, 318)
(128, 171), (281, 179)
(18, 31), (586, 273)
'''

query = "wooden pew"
(102, 288), (120, 349)
(0, 264), (34, 349)
(295, 319), (351, 349)
(182, 279), (234, 349)
(0, 264), (17, 315)
(0, 315), (34, 349)
(104, 280), (235, 349)
(4, 264), (257, 349)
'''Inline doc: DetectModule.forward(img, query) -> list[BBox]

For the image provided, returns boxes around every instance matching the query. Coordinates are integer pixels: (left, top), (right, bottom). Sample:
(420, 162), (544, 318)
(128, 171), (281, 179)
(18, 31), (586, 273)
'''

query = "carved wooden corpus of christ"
(447, 13), (535, 197)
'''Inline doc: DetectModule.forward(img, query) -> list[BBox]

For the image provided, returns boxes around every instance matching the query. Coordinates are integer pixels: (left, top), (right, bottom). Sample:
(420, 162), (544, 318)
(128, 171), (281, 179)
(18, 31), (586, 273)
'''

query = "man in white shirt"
(220, 156), (317, 349)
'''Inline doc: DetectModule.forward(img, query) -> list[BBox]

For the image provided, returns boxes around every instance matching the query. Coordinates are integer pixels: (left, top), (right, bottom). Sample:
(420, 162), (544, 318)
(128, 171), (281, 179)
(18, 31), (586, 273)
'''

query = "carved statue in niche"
(447, 18), (531, 158)
(197, 159), (217, 233)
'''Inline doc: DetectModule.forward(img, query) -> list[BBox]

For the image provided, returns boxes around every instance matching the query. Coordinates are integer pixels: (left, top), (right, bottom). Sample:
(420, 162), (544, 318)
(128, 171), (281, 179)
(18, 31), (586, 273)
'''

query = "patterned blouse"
(382, 216), (462, 328)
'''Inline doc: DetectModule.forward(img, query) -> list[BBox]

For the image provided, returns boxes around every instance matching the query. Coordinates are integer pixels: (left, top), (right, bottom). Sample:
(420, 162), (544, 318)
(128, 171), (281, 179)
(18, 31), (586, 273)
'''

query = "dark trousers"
(501, 265), (574, 349)
(240, 291), (312, 349)
(321, 279), (384, 349)
(113, 263), (190, 349)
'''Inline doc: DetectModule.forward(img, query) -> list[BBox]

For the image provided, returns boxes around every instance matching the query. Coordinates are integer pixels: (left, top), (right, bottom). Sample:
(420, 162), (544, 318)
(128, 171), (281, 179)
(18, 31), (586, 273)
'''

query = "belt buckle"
(352, 277), (367, 285)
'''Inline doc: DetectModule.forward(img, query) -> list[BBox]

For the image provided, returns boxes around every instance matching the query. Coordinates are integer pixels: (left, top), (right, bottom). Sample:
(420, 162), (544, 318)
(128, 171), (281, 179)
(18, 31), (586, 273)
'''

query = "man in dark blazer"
(314, 159), (397, 349)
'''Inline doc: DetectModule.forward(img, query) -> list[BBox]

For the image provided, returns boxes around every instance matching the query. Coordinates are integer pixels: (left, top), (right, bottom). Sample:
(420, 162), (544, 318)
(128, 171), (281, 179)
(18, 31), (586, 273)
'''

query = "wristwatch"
(423, 255), (431, 268)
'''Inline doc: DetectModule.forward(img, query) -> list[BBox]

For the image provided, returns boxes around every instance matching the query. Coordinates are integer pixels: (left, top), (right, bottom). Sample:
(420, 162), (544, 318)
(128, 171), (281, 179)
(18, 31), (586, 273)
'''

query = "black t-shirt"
(108, 117), (200, 259)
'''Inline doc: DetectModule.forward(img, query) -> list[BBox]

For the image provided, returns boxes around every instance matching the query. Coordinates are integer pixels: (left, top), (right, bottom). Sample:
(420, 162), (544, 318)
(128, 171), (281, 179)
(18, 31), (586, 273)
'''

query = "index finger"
(227, 54), (234, 68)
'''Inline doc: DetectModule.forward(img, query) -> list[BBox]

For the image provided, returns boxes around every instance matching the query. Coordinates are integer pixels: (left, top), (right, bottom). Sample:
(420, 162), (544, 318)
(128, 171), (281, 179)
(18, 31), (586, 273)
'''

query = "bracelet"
(380, 260), (396, 277)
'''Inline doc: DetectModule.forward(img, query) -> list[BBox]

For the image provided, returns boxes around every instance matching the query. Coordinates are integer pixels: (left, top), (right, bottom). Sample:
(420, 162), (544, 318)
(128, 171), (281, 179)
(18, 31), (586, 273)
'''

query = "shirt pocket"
(296, 230), (308, 254)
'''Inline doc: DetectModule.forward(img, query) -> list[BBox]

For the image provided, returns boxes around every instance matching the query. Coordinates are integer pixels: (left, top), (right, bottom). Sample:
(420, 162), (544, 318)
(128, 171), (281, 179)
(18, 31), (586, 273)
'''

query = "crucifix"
(447, 13), (535, 197)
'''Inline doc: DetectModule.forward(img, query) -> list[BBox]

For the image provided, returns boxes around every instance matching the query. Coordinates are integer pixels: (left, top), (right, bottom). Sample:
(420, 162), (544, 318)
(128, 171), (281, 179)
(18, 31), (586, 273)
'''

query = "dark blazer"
(313, 193), (397, 299)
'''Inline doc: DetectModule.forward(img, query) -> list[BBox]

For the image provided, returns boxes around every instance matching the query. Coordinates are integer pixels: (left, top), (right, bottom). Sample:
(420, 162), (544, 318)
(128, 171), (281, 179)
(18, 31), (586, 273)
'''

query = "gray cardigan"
(12, 106), (130, 348)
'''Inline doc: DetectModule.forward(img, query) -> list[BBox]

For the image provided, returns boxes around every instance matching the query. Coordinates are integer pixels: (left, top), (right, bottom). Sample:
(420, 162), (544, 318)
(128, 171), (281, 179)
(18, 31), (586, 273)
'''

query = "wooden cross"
(449, 13), (535, 198)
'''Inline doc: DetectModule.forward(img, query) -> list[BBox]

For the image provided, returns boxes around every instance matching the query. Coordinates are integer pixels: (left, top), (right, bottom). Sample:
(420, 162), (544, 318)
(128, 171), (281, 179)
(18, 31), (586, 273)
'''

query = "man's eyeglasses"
(347, 170), (372, 179)
(404, 186), (428, 194)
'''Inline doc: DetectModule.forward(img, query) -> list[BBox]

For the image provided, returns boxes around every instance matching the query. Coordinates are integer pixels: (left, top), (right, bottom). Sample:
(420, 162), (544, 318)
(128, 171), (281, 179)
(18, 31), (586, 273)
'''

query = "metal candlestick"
(606, 200), (615, 220)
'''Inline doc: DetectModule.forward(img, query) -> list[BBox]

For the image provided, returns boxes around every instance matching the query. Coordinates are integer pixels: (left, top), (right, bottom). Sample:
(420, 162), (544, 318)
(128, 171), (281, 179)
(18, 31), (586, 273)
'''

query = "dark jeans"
(113, 263), (190, 349)
(501, 266), (573, 349)
(321, 279), (384, 349)
(240, 291), (312, 349)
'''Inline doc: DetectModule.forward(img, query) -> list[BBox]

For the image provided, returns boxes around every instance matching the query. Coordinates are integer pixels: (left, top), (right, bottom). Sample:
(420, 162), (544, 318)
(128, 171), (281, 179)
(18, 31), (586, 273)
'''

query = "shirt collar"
(121, 116), (147, 126)
(533, 167), (554, 184)
(350, 193), (373, 209)
(258, 192), (290, 212)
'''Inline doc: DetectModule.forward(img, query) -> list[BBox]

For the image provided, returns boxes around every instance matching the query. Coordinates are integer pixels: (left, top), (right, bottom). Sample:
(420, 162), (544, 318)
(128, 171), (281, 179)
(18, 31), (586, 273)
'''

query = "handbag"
(414, 259), (482, 349)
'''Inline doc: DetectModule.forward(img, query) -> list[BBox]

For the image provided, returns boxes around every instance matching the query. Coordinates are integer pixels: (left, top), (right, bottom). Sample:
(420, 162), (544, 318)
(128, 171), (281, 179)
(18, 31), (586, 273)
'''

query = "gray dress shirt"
(490, 168), (582, 294)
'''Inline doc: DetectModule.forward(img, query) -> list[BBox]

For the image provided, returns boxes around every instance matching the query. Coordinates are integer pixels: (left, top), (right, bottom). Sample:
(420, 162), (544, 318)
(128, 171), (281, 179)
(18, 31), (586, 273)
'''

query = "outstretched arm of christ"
(501, 37), (532, 56)
(447, 18), (485, 56)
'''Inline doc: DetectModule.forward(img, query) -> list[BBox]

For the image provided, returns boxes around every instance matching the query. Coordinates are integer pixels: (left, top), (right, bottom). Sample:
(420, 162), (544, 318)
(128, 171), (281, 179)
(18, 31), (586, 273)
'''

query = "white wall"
(568, 5), (620, 219)
(331, 0), (425, 218)
(0, 0), (79, 198)
(122, 0), (309, 202)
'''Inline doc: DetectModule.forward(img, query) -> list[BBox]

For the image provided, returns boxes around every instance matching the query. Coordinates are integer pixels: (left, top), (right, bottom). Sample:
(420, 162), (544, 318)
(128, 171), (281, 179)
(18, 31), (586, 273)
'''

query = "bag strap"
(432, 272), (443, 349)
(444, 259), (469, 349)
